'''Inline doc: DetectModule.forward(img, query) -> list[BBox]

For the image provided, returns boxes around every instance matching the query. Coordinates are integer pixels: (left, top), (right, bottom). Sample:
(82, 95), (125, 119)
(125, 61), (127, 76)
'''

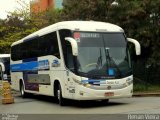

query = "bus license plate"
(104, 92), (114, 96)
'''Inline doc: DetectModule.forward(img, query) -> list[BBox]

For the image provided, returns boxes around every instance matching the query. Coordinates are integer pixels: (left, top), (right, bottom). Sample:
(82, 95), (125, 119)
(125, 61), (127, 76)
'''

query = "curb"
(133, 93), (160, 97)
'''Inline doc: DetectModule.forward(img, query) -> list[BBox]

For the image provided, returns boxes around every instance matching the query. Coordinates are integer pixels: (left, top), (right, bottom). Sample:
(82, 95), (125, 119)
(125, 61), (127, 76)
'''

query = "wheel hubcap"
(21, 85), (24, 95)
(57, 89), (60, 100)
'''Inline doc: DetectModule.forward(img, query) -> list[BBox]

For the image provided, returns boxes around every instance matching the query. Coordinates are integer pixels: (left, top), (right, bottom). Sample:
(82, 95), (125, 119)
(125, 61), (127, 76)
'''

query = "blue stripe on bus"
(81, 79), (106, 83)
(10, 59), (49, 72)
(11, 61), (38, 72)
(81, 79), (106, 85)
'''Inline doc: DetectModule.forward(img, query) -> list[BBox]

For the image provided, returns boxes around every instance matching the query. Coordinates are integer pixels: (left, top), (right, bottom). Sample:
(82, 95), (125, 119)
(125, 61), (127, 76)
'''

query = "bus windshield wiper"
(97, 48), (103, 68)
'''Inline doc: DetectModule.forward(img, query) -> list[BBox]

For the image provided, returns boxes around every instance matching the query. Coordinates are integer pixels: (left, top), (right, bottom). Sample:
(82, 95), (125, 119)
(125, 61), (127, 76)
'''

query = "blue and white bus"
(11, 21), (140, 106)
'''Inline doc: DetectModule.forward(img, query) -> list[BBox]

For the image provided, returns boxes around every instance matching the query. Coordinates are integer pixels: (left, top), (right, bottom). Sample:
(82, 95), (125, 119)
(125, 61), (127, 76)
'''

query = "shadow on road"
(15, 93), (128, 108)
(68, 100), (128, 109)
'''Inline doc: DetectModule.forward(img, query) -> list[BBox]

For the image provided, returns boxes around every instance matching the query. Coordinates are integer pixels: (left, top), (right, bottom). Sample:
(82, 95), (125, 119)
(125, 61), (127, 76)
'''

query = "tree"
(0, 0), (48, 53)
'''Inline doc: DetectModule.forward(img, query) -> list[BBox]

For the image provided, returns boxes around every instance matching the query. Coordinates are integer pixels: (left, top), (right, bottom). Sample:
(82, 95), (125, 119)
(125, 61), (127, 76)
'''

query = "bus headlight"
(72, 78), (82, 85)
(83, 83), (91, 87)
(72, 78), (91, 88)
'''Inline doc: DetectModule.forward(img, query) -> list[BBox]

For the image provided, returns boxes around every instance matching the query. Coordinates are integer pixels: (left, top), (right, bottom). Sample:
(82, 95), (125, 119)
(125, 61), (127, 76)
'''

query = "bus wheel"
(20, 81), (27, 98)
(57, 84), (65, 106)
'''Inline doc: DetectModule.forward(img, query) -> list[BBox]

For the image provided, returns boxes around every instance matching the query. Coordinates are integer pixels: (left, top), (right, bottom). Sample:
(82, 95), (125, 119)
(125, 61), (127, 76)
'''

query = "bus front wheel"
(57, 84), (66, 106)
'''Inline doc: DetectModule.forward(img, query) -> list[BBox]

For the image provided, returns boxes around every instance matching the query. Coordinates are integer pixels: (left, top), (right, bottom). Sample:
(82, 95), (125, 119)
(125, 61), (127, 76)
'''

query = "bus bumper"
(73, 84), (133, 100)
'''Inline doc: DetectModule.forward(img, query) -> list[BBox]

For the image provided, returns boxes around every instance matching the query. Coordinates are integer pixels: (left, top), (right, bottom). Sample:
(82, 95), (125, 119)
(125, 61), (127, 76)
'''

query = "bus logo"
(52, 59), (60, 67)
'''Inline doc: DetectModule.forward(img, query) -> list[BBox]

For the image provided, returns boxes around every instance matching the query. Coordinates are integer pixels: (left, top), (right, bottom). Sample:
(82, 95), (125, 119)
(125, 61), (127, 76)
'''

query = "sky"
(0, 0), (30, 19)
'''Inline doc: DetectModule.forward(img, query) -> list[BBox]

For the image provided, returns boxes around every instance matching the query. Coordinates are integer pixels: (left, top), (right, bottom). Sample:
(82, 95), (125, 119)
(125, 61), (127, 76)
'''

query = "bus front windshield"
(73, 32), (132, 79)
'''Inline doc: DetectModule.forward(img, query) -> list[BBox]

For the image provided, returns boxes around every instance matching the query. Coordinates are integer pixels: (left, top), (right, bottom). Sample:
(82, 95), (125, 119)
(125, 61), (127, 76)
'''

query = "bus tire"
(20, 81), (28, 98)
(57, 84), (66, 106)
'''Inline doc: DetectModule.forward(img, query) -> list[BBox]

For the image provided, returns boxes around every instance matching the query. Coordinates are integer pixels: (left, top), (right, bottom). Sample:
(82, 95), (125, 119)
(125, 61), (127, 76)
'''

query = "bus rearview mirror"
(65, 37), (78, 56)
(127, 38), (141, 55)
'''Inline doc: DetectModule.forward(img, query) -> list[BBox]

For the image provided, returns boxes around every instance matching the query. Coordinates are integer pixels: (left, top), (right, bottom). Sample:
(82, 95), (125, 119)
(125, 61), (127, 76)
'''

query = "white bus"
(11, 21), (140, 106)
(0, 54), (11, 81)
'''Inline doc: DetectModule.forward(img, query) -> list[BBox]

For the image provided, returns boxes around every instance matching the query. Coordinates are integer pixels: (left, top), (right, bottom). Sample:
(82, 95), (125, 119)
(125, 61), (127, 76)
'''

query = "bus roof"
(11, 21), (124, 46)
(0, 54), (10, 58)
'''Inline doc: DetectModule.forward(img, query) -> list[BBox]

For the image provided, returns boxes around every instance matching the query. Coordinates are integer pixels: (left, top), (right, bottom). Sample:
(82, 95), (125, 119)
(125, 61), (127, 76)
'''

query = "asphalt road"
(0, 93), (160, 120)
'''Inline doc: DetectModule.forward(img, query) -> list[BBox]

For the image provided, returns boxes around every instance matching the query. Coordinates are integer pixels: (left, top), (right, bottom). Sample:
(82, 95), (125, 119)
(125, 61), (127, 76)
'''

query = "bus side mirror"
(65, 37), (78, 56)
(127, 38), (141, 55)
(0, 62), (5, 72)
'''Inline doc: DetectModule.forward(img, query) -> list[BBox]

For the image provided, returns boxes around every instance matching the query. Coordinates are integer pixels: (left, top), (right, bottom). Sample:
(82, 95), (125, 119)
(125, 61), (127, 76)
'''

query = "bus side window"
(66, 43), (74, 70)
(11, 44), (20, 61)
(39, 32), (60, 58)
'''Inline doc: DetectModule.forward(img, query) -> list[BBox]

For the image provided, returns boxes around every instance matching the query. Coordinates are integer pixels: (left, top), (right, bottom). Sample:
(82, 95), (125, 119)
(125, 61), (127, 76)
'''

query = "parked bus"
(0, 54), (11, 81)
(11, 21), (141, 106)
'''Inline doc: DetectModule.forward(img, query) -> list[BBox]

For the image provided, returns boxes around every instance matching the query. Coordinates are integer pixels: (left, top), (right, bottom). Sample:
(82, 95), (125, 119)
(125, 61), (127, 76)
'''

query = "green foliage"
(44, 9), (63, 24)
(0, 0), (47, 53)
(0, 15), (40, 53)
(117, 0), (160, 66)
(134, 83), (160, 92)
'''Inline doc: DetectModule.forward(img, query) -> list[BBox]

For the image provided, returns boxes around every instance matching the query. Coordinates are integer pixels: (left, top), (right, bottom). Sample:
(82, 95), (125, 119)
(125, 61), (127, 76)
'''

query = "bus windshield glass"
(73, 32), (132, 79)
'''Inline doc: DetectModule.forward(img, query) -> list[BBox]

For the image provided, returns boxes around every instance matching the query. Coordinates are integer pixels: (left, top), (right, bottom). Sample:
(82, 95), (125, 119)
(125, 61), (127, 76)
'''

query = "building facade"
(30, 0), (63, 14)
